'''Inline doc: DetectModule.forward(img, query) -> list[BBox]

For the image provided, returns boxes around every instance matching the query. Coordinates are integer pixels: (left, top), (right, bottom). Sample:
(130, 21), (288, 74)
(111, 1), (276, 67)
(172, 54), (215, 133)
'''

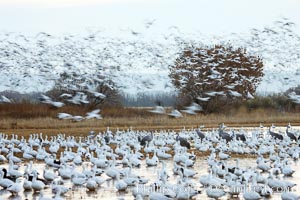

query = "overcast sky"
(0, 0), (299, 35)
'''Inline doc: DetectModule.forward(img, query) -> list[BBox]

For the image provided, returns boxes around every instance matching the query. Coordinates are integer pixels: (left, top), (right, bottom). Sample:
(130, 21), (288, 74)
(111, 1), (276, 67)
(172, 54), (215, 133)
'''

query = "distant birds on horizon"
(148, 102), (203, 117)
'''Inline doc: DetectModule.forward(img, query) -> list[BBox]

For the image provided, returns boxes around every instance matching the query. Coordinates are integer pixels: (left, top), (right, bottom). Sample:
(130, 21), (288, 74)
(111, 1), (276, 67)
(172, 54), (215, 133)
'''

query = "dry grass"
(1, 102), (300, 138)
(1, 106), (300, 138)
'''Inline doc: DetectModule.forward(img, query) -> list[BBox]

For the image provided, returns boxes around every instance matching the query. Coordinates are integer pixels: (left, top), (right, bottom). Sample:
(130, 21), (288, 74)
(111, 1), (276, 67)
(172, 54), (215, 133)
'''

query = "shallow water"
(1, 126), (300, 200)
(1, 157), (300, 200)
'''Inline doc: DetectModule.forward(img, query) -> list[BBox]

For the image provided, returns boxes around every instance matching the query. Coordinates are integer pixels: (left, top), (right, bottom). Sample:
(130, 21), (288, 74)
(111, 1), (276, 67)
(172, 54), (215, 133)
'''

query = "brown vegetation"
(1, 102), (300, 137)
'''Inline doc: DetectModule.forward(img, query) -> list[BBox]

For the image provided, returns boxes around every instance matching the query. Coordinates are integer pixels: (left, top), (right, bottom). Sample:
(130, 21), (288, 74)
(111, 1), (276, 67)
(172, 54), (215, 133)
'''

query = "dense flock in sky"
(0, 18), (299, 96)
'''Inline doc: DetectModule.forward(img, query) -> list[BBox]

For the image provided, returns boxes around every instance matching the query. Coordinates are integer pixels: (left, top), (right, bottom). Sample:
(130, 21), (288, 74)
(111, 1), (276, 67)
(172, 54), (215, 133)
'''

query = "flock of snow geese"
(149, 102), (203, 118)
(1, 123), (300, 200)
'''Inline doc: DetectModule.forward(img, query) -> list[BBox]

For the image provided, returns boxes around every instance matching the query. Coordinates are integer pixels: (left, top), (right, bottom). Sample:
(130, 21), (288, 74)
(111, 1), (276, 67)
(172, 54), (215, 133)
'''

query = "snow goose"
(227, 176), (242, 197)
(86, 176), (98, 191)
(156, 148), (172, 159)
(86, 109), (102, 119)
(32, 170), (45, 191)
(281, 160), (295, 176)
(91, 152), (109, 168)
(180, 165), (197, 178)
(146, 153), (159, 167)
(43, 166), (57, 182)
(181, 102), (203, 115)
(137, 176), (149, 184)
(149, 106), (166, 114)
(205, 187), (226, 199)
(58, 163), (73, 179)
(123, 169), (139, 186)
(115, 174), (127, 191)
(91, 174), (105, 186)
(7, 177), (23, 195)
(23, 174), (32, 191)
(175, 184), (201, 199)
(7, 150), (22, 163)
(36, 147), (49, 160)
(0, 170), (14, 189)
(0, 150), (7, 162)
(149, 192), (173, 200)
(255, 171), (267, 184)
(257, 158), (271, 172)
(44, 155), (61, 168)
(58, 112), (73, 120)
(7, 160), (23, 178)
(73, 152), (83, 165)
(168, 109), (183, 118)
(267, 172), (296, 191)
(243, 188), (262, 200)
(51, 180), (70, 196)
(106, 160), (121, 179)
(22, 150), (34, 160)
(219, 150), (230, 160)
(281, 192), (300, 200)
(200, 169), (225, 187)
(71, 174), (87, 186)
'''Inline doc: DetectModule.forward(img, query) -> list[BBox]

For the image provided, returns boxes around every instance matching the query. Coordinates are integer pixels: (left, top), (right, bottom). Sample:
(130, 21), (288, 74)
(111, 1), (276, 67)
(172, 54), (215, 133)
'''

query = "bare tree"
(169, 44), (264, 113)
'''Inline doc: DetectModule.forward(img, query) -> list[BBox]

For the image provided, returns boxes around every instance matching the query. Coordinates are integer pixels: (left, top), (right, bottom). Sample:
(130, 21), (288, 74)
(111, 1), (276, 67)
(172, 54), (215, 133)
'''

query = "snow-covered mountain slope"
(0, 19), (300, 96)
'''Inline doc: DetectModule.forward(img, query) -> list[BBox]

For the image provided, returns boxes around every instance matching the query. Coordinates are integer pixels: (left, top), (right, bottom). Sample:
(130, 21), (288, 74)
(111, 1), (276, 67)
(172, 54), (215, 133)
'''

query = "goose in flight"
(181, 102), (202, 115)
(149, 106), (166, 114)
(0, 95), (12, 103)
(40, 94), (64, 108)
(86, 109), (102, 119)
(58, 113), (73, 120)
(168, 109), (183, 118)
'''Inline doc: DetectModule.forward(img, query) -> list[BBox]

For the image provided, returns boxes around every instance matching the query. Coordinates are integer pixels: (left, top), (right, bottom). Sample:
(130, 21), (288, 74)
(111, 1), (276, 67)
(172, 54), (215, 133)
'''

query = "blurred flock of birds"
(1, 14), (300, 200)
(0, 18), (300, 121)
(0, 17), (300, 99)
(1, 123), (300, 199)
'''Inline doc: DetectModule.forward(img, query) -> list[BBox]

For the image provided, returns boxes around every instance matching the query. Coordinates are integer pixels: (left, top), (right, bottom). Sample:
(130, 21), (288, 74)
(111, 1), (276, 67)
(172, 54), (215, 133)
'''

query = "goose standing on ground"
(0, 150), (7, 162)
(115, 174), (128, 191)
(23, 174), (32, 191)
(233, 130), (246, 142)
(138, 132), (154, 146)
(7, 178), (23, 195)
(286, 123), (299, 141)
(218, 123), (232, 143)
(146, 152), (159, 167)
(86, 176), (98, 191)
(205, 187), (226, 199)
(32, 170), (45, 191)
(243, 181), (262, 200)
(269, 125), (283, 140)
(175, 134), (191, 149)
(281, 192), (300, 200)
(43, 166), (57, 182)
(196, 128), (205, 141)
(0, 171), (14, 189)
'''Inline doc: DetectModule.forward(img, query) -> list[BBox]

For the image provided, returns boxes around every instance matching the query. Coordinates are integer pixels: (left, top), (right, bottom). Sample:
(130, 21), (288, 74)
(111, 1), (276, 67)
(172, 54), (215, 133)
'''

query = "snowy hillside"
(0, 19), (300, 96)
